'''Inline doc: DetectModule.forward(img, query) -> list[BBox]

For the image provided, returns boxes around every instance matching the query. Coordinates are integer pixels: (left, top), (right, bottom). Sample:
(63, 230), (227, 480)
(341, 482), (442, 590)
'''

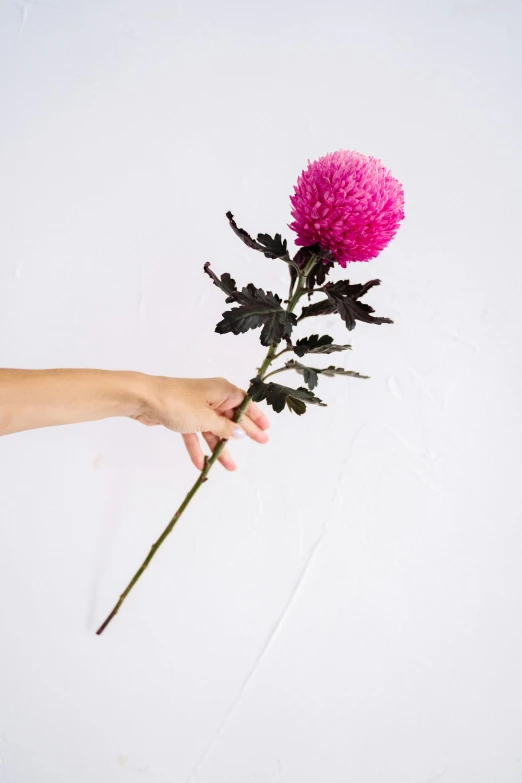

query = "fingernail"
(232, 427), (246, 439)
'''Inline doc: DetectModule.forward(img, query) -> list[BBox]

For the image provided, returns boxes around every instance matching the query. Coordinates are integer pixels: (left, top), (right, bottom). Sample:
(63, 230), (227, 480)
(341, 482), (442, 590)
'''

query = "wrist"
(111, 371), (157, 419)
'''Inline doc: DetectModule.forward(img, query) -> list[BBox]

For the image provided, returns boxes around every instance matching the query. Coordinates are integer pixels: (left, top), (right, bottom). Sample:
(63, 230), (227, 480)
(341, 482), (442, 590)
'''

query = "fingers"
(214, 393), (270, 430)
(207, 404), (270, 444)
(239, 413), (269, 444)
(182, 433), (205, 471)
(245, 400), (270, 432)
(182, 382), (271, 470)
(202, 432), (237, 471)
(183, 432), (237, 472)
(220, 401), (270, 431)
(211, 383), (269, 431)
(207, 413), (248, 441)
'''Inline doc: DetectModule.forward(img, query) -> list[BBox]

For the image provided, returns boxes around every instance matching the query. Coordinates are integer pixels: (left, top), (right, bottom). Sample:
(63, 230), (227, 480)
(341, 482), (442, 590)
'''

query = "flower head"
(289, 150), (404, 266)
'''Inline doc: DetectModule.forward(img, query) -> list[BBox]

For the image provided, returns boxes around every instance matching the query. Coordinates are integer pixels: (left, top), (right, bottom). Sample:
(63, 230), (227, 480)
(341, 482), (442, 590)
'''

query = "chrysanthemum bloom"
(289, 150), (404, 266)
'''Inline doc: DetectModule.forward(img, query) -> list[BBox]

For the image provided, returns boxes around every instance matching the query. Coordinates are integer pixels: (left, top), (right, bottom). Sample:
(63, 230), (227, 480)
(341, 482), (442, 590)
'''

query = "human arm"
(0, 369), (269, 470)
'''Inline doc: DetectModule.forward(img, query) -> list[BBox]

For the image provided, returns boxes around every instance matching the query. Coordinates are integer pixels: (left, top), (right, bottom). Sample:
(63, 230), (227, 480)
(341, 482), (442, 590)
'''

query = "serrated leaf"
(319, 366), (369, 380)
(299, 278), (393, 331)
(326, 279), (381, 298)
(308, 260), (334, 289)
(216, 287), (297, 346)
(256, 232), (288, 259)
(226, 212), (265, 253)
(293, 334), (351, 357)
(226, 212), (289, 260)
(324, 288), (393, 331)
(248, 377), (326, 415)
(299, 298), (337, 320)
(203, 262), (238, 303)
(285, 360), (369, 390)
(283, 360), (318, 389)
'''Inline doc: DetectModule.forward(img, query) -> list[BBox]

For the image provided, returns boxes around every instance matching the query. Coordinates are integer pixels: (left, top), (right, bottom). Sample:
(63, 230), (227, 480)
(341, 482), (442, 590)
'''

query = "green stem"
(96, 255), (317, 635)
(257, 344), (277, 379)
(262, 366), (289, 381)
(271, 347), (291, 362)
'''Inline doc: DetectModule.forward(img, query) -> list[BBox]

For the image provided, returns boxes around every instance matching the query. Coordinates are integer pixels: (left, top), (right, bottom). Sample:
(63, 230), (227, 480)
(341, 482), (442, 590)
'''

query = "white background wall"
(1, 0), (521, 781)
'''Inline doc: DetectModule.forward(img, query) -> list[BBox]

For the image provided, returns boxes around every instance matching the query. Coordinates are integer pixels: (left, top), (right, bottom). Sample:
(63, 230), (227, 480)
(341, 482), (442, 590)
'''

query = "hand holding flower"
(131, 375), (270, 471)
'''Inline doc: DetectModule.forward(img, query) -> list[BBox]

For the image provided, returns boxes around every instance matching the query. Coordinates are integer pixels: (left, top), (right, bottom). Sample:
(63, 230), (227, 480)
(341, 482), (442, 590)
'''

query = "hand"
(131, 376), (270, 471)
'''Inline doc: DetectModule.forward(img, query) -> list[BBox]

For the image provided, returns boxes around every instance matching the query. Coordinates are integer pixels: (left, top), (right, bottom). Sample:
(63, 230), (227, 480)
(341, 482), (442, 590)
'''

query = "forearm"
(0, 369), (147, 436)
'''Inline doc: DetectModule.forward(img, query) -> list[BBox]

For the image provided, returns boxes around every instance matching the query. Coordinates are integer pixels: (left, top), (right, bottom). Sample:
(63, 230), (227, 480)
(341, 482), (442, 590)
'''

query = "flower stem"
(271, 347), (290, 361)
(95, 256), (316, 634)
(262, 366), (289, 381)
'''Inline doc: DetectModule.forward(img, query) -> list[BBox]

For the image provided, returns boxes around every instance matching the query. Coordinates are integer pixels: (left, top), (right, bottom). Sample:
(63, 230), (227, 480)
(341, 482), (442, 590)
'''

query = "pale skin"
(0, 369), (270, 471)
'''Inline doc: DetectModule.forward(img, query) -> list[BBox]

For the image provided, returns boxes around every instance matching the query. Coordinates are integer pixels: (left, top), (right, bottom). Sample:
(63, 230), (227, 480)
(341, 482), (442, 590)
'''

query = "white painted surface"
(1, 1), (521, 781)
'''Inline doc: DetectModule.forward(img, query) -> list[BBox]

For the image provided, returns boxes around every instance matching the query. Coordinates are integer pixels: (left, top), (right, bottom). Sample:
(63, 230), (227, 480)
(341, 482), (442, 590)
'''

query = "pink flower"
(289, 150), (404, 266)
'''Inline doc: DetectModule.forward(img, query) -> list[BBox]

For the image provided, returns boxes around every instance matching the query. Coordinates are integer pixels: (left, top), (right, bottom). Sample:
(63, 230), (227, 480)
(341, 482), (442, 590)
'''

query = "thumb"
(207, 413), (247, 441)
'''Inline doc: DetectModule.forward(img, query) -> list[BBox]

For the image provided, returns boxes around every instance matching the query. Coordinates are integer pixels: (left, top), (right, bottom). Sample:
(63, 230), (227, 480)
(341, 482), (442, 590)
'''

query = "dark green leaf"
(324, 289), (392, 331)
(294, 246), (315, 269)
(327, 279), (381, 298)
(284, 361), (319, 390)
(286, 396), (307, 415)
(256, 232), (288, 259)
(226, 212), (265, 253)
(203, 262), (238, 303)
(293, 334), (351, 357)
(216, 287), (297, 346)
(285, 360), (369, 390)
(319, 366), (369, 380)
(226, 212), (289, 260)
(299, 298), (337, 320)
(322, 279), (393, 331)
(299, 278), (393, 330)
(288, 260), (298, 293)
(308, 260), (334, 289)
(248, 377), (326, 415)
